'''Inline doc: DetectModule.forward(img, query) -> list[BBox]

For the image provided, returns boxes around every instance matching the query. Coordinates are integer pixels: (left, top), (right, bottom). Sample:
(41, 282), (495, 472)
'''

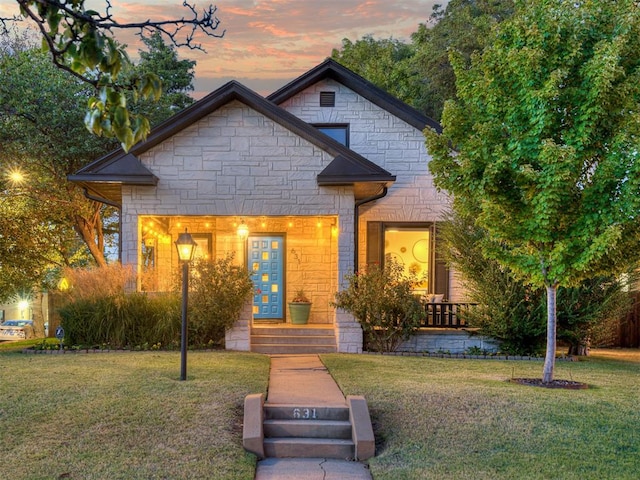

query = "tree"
(410, 0), (515, 120)
(0, 32), (199, 295)
(126, 31), (196, 127)
(331, 36), (418, 108)
(0, 43), (115, 279)
(1, 0), (223, 150)
(329, 1), (515, 121)
(426, 0), (640, 382)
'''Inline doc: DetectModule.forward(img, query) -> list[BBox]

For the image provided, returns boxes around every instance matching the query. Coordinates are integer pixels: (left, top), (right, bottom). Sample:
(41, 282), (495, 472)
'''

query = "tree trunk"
(74, 212), (108, 267)
(31, 291), (46, 338)
(542, 284), (557, 383)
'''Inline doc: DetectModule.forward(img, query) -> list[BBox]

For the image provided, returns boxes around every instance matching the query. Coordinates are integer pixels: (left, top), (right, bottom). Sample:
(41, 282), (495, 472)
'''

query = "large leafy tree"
(410, 0), (515, 120)
(330, 1), (515, 121)
(426, 0), (640, 382)
(0, 42), (114, 284)
(1, 0), (223, 151)
(331, 36), (418, 108)
(0, 31), (198, 296)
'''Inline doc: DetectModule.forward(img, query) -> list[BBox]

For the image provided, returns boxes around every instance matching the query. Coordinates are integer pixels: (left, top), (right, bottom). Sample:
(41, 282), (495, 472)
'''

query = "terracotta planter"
(288, 302), (311, 324)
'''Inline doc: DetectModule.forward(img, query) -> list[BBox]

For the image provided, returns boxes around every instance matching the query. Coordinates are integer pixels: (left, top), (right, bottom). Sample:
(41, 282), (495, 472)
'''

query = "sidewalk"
(254, 354), (373, 480)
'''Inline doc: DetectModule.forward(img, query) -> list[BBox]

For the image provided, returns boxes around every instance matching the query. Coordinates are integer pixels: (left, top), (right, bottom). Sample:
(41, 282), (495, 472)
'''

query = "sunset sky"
(0, 0), (446, 97)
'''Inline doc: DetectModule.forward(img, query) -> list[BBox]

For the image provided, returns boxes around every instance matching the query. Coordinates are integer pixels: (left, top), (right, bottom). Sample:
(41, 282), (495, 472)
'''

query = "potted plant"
(288, 289), (312, 325)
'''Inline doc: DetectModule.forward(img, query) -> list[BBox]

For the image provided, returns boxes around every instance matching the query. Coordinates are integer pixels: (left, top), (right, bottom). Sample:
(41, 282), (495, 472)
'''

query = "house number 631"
(293, 408), (317, 419)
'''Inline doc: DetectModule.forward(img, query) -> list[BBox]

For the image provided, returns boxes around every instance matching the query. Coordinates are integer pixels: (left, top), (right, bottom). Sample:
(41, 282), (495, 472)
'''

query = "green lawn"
(0, 348), (269, 480)
(2, 344), (638, 480)
(322, 350), (640, 480)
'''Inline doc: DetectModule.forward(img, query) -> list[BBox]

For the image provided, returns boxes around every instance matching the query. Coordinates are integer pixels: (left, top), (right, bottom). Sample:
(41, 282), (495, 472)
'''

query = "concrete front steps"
(244, 395), (375, 461)
(250, 325), (337, 354)
(263, 404), (353, 458)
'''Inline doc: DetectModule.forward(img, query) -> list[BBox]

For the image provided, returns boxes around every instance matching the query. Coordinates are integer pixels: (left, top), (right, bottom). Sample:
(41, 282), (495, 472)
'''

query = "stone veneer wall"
(396, 329), (499, 354)
(277, 79), (453, 266)
(120, 100), (361, 352)
(278, 80), (466, 343)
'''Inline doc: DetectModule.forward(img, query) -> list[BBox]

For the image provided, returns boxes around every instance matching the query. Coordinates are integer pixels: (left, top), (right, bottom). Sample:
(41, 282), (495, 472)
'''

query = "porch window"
(366, 222), (449, 298)
(312, 123), (349, 147)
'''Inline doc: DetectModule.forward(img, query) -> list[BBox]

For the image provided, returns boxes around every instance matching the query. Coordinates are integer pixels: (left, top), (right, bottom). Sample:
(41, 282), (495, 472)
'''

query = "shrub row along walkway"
(254, 354), (373, 480)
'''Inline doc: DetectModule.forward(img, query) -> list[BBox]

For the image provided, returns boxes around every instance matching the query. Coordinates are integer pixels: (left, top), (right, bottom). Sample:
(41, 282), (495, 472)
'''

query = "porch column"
(335, 311), (363, 353)
(225, 297), (252, 351)
(335, 212), (363, 353)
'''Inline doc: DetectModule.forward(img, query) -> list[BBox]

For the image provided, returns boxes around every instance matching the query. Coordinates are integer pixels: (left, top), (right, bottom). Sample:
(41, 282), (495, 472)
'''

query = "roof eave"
(317, 175), (396, 186)
(67, 174), (158, 185)
(267, 58), (442, 133)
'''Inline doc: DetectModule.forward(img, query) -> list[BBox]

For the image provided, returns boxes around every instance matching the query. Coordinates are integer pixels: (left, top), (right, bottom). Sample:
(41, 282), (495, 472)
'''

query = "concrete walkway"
(254, 354), (373, 480)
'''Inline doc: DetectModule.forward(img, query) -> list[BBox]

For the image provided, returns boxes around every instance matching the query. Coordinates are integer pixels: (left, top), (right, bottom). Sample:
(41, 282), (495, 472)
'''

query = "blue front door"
(249, 235), (284, 320)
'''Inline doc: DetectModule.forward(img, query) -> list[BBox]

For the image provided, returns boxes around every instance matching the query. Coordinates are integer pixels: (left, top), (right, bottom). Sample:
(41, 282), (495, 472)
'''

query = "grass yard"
(2, 342), (638, 480)
(0, 348), (269, 480)
(322, 350), (640, 480)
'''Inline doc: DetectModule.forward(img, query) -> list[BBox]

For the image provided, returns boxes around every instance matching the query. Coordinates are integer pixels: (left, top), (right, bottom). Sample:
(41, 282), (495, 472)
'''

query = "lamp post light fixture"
(175, 228), (197, 381)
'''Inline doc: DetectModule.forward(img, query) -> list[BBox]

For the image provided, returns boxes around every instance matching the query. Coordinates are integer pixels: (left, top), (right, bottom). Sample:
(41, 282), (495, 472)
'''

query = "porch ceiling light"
(175, 228), (198, 262)
(237, 221), (249, 240)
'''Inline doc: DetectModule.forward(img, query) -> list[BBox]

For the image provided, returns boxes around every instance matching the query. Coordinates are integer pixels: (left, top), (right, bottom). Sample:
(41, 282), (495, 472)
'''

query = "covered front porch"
(138, 214), (340, 326)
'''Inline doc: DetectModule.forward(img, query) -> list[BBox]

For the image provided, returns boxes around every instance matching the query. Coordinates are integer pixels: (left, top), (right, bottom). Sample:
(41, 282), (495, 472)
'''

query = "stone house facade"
(70, 59), (465, 353)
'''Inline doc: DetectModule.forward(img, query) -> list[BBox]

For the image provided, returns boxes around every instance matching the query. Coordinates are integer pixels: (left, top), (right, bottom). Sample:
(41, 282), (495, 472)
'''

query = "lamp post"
(175, 228), (197, 381)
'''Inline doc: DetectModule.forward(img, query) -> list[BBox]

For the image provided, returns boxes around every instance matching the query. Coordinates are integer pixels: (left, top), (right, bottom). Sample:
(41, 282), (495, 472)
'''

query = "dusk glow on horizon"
(0, 0), (446, 97)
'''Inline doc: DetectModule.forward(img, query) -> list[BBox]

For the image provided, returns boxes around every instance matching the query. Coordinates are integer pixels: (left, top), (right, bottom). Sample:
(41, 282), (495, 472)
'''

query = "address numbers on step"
(292, 408), (317, 419)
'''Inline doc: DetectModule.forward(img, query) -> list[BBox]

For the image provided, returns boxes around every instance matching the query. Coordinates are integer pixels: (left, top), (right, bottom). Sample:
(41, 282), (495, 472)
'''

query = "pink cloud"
(3, 0), (446, 96)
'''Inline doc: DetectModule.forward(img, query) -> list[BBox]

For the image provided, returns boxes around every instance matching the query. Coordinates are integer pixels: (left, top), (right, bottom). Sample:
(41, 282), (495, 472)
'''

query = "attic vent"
(320, 91), (335, 107)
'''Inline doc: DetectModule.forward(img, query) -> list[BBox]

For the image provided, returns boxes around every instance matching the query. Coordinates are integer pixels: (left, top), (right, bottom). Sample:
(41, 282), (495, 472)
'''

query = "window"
(367, 222), (449, 298)
(312, 123), (349, 146)
(384, 226), (430, 290)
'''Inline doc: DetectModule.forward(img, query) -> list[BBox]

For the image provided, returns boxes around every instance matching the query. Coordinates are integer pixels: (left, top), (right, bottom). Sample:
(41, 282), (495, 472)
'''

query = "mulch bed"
(510, 378), (589, 389)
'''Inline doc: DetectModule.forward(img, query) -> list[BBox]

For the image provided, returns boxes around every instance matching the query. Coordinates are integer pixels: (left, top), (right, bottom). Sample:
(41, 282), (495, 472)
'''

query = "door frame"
(247, 233), (286, 322)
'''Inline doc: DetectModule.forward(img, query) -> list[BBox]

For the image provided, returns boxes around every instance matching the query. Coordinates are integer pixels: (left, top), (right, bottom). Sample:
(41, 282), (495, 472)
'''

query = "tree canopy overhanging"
(0, 30), (198, 297)
(425, 0), (640, 382)
(1, 0), (223, 151)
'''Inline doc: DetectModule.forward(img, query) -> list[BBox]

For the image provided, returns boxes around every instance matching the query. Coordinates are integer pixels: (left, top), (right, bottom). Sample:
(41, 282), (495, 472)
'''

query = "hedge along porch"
(139, 214), (339, 325)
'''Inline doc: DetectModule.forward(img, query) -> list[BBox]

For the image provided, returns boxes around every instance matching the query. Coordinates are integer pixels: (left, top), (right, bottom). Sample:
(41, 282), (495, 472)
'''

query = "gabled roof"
(267, 58), (442, 134)
(70, 152), (158, 184)
(68, 152), (158, 206)
(69, 80), (395, 204)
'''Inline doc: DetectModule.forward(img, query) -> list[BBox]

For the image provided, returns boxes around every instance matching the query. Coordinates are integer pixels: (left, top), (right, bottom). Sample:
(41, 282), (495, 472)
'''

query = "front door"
(248, 235), (284, 320)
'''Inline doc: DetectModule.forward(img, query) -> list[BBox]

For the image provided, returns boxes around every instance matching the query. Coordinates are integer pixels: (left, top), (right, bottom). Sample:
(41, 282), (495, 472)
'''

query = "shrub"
(58, 291), (181, 348)
(56, 257), (253, 349)
(58, 264), (135, 302)
(57, 264), (181, 348)
(441, 210), (635, 355)
(333, 260), (423, 352)
(558, 276), (633, 355)
(186, 254), (254, 346)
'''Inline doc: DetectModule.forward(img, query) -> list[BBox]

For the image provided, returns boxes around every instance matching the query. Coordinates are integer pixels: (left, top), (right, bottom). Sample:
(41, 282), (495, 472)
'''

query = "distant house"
(69, 58), (469, 353)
